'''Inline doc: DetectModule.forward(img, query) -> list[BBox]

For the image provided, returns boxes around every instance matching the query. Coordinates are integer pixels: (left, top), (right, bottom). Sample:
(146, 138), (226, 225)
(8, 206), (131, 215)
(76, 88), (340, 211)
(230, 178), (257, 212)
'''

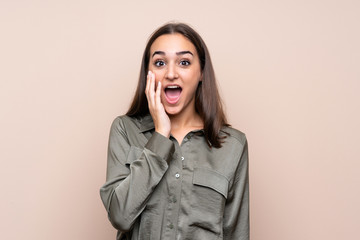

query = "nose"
(165, 62), (178, 80)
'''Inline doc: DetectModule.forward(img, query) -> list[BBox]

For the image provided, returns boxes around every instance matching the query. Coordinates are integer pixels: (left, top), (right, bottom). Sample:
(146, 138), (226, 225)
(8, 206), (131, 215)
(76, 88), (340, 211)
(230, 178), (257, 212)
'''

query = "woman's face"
(148, 33), (202, 116)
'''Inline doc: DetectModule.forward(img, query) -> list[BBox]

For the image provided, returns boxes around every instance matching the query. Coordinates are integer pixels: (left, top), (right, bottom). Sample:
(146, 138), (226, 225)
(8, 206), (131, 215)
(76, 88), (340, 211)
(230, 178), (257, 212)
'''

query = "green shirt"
(100, 114), (249, 240)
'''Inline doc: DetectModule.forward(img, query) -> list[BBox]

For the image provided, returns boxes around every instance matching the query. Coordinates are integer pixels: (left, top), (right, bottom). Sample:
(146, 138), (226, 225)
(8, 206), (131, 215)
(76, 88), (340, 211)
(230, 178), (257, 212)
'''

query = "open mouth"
(164, 85), (182, 104)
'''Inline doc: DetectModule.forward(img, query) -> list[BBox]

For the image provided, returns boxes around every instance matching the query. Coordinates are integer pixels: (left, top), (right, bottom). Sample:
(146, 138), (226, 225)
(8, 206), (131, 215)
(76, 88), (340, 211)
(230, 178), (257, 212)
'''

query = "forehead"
(150, 33), (197, 55)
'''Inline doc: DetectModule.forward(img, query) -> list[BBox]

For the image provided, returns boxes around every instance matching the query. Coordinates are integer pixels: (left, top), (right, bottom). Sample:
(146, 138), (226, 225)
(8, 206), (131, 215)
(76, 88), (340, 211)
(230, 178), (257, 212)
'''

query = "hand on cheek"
(145, 71), (171, 138)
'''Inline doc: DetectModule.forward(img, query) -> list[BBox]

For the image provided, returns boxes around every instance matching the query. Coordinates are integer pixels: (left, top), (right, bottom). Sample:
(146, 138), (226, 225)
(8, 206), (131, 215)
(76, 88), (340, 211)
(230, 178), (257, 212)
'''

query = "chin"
(164, 106), (181, 116)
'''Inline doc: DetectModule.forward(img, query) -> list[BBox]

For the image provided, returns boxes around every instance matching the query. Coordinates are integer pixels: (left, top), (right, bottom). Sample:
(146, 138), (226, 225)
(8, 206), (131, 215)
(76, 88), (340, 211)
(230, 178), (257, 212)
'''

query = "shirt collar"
(138, 114), (155, 133)
(136, 114), (205, 135)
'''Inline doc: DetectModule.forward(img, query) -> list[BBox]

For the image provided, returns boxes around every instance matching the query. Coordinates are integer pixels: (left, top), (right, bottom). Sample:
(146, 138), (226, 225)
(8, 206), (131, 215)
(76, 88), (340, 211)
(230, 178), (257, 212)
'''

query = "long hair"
(127, 22), (229, 148)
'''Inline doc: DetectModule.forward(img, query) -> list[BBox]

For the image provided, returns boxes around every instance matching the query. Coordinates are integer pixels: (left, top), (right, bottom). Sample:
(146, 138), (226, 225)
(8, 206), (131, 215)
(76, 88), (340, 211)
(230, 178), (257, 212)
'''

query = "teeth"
(167, 86), (180, 89)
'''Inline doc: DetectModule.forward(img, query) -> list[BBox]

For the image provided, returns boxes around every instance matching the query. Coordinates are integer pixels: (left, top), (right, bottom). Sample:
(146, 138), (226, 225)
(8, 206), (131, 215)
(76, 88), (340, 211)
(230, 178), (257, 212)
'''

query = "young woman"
(100, 22), (249, 240)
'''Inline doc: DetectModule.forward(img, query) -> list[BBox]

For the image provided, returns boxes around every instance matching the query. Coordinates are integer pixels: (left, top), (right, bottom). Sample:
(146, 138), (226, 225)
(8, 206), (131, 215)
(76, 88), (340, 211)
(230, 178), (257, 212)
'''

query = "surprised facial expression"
(148, 33), (202, 116)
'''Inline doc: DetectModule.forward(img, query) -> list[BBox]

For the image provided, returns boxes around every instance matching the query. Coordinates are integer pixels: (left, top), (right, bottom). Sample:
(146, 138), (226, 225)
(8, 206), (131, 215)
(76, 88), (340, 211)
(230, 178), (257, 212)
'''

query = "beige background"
(1, 0), (359, 239)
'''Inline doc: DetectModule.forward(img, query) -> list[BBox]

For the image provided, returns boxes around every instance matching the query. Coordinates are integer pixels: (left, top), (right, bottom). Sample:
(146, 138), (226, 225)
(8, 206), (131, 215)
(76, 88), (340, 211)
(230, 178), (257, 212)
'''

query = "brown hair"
(127, 22), (229, 148)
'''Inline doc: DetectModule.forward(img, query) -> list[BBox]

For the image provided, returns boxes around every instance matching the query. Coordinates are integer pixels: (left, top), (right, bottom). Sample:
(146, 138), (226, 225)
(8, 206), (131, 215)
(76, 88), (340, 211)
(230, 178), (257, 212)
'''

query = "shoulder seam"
(221, 127), (247, 146)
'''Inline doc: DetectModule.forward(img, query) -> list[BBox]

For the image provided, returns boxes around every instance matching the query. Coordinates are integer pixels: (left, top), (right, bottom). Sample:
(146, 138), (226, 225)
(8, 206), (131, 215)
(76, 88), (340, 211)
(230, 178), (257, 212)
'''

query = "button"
(175, 173), (180, 178)
(168, 223), (174, 229)
(187, 135), (191, 140)
(172, 196), (177, 203)
(181, 156), (185, 161)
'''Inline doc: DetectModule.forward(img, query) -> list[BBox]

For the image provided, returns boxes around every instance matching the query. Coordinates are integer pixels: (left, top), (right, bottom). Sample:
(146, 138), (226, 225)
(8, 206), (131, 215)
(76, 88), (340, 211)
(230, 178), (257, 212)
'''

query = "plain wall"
(1, 0), (359, 239)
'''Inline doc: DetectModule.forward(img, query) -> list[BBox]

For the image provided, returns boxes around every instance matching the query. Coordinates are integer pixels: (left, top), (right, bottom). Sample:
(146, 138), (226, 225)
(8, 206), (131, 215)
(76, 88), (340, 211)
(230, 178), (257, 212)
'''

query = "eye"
(154, 60), (165, 67)
(180, 60), (190, 66)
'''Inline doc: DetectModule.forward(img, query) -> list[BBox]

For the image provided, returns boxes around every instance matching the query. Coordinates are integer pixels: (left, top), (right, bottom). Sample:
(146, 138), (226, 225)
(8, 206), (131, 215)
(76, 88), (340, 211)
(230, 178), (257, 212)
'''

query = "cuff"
(145, 132), (175, 163)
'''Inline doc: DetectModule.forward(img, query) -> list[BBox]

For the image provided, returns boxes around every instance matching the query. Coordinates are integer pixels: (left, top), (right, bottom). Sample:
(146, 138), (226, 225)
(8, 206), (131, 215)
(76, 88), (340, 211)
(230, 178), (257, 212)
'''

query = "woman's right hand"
(145, 71), (171, 138)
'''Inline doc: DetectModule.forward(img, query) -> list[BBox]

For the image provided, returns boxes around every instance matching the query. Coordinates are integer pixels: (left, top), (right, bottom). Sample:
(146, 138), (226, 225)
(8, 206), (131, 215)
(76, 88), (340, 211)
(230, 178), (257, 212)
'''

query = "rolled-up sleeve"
(100, 117), (174, 232)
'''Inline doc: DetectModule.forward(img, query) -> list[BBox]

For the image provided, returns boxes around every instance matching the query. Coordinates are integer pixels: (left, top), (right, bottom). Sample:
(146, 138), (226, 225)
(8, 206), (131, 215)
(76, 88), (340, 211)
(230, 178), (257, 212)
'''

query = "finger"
(145, 71), (153, 108)
(149, 71), (155, 96)
(148, 72), (156, 107)
(155, 81), (162, 108)
(145, 71), (151, 97)
(152, 72), (157, 91)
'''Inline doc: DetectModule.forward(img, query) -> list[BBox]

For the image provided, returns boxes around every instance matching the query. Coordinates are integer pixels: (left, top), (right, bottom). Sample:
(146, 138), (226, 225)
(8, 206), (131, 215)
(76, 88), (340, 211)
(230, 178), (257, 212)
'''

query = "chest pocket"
(193, 168), (229, 199)
(188, 168), (229, 238)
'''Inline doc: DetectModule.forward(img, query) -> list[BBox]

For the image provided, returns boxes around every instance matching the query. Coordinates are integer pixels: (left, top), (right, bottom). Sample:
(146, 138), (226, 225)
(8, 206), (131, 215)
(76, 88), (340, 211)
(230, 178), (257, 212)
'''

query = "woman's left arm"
(223, 139), (249, 240)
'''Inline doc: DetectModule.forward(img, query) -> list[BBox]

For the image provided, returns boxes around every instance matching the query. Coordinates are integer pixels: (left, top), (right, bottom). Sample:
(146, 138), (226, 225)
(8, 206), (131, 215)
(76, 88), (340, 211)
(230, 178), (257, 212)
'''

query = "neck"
(169, 99), (203, 128)
(169, 105), (203, 130)
(167, 100), (204, 144)
(170, 114), (201, 129)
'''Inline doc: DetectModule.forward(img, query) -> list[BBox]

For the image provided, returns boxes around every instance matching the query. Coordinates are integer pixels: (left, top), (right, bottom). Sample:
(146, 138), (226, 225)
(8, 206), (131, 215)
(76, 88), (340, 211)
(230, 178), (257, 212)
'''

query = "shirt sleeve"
(223, 139), (250, 240)
(99, 116), (175, 232)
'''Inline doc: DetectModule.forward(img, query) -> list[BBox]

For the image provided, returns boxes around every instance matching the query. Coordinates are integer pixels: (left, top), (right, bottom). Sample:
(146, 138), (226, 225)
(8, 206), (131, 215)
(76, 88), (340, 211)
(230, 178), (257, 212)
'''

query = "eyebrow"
(152, 50), (193, 58)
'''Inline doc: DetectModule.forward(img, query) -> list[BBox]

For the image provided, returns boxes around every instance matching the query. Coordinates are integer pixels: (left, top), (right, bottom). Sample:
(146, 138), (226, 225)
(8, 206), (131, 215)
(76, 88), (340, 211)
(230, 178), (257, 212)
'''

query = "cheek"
(151, 70), (165, 82)
(184, 67), (201, 80)
(185, 73), (201, 88)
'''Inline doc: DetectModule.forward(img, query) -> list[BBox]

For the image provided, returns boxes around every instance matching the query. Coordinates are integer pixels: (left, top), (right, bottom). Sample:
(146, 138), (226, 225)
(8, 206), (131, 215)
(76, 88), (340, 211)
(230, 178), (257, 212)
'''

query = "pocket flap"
(125, 146), (143, 165)
(193, 168), (229, 199)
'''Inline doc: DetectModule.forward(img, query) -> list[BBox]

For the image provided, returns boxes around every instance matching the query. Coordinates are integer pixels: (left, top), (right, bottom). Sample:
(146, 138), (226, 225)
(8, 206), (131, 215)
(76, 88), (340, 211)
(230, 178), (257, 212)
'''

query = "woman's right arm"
(100, 116), (174, 232)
